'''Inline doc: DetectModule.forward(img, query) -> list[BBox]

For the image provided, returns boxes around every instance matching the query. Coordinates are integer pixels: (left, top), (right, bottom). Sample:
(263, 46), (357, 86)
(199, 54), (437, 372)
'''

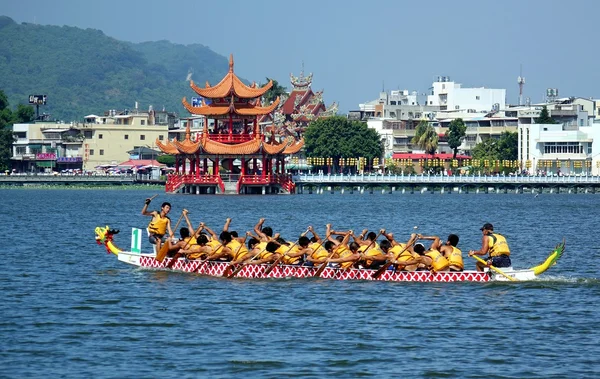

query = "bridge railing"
(294, 173), (600, 185)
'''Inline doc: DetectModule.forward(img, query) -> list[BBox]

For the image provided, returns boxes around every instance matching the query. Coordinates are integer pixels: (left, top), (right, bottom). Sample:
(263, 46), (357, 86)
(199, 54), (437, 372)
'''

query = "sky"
(2, 0), (600, 113)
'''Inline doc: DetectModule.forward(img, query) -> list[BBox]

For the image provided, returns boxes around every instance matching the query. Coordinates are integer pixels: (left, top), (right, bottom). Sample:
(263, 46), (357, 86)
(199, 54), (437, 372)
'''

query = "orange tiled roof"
(182, 97), (280, 116)
(156, 139), (179, 154)
(262, 138), (290, 155)
(190, 55), (273, 99)
(283, 138), (305, 154)
(202, 136), (262, 155)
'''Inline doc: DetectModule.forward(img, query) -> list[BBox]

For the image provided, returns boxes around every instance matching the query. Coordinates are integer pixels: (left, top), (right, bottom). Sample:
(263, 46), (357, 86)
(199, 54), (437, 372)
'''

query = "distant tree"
(496, 131), (518, 160)
(157, 154), (175, 166)
(411, 119), (438, 155)
(12, 104), (35, 123)
(0, 90), (14, 170)
(471, 131), (518, 173)
(263, 78), (287, 105)
(0, 127), (14, 171)
(304, 116), (382, 173)
(446, 118), (467, 159)
(536, 105), (556, 124)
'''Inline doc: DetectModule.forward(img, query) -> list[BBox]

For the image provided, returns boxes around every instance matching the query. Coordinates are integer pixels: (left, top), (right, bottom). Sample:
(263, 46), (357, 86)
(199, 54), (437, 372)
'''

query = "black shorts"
(490, 255), (512, 268)
(148, 233), (165, 245)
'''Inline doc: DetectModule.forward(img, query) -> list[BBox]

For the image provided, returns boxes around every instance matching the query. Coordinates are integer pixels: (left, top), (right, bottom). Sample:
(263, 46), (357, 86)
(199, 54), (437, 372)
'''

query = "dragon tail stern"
(531, 239), (565, 276)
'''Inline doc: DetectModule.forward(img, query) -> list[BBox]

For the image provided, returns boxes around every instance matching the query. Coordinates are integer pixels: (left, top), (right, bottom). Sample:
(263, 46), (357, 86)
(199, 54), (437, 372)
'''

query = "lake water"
(1, 188), (599, 378)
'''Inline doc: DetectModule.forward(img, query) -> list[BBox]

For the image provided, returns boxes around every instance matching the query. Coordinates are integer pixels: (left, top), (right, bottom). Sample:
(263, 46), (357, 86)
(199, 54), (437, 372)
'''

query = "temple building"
(155, 55), (304, 194)
(263, 67), (338, 137)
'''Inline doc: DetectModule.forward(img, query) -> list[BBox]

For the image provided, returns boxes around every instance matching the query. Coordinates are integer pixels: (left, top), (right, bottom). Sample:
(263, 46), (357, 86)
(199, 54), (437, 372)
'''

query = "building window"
(476, 96), (480, 100)
(140, 135), (146, 140)
(90, 149), (95, 155)
(455, 106), (460, 110)
(124, 135), (129, 140)
(159, 135), (164, 140)
(100, 149), (104, 155)
(141, 120), (146, 125)
(99, 134), (103, 139)
(84, 131), (93, 139)
(16, 146), (26, 155)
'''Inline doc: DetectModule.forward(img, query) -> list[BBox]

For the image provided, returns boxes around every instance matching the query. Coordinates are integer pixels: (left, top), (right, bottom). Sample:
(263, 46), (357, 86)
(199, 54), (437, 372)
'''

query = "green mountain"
(0, 16), (230, 121)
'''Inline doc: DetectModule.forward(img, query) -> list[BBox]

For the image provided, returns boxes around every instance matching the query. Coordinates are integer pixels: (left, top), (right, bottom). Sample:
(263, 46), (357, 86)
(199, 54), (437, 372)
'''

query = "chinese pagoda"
(156, 55), (304, 194)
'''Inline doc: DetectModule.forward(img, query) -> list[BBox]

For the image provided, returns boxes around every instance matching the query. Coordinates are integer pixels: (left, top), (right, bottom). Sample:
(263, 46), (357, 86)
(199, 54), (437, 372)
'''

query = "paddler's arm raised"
(418, 234), (441, 251)
(201, 222), (219, 240)
(307, 225), (322, 243)
(182, 209), (194, 232)
(141, 197), (155, 216)
(223, 218), (232, 232)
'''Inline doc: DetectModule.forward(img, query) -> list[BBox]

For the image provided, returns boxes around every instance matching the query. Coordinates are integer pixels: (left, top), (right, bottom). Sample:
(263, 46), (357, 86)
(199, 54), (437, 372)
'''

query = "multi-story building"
(11, 122), (84, 173)
(354, 78), (509, 157)
(426, 76), (506, 112)
(11, 107), (178, 172)
(516, 99), (600, 175)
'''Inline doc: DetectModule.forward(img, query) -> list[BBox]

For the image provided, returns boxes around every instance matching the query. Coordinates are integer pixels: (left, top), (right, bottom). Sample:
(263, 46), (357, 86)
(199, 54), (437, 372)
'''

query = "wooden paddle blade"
(372, 261), (393, 279)
(313, 262), (328, 277)
(156, 243), (170, 262)
(263, 257), (282, 276)
(222, 264), (233, 277)
(227, 263), (246, 278)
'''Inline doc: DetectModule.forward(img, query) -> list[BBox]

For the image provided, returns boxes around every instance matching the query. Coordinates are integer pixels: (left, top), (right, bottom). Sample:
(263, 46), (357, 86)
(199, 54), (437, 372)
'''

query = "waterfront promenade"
(3, 172), (600, 193)
(293, 173), (600, 194)
(0, 173), (140, 186)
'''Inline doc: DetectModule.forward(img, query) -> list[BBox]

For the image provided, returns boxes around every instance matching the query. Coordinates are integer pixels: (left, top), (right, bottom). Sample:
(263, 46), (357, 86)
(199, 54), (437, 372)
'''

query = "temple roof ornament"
(290, 64), (313, 90)
(189, 54), (273, 99)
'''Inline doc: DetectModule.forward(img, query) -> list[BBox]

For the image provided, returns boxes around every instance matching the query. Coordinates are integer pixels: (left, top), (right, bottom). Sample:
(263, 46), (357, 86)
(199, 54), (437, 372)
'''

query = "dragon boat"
(95, 226), (565, 282)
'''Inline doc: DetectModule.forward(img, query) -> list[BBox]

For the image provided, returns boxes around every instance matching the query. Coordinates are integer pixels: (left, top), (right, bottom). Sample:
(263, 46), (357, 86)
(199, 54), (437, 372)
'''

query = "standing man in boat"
(141, 198), (174, 253)
(468, 223), (511, 271)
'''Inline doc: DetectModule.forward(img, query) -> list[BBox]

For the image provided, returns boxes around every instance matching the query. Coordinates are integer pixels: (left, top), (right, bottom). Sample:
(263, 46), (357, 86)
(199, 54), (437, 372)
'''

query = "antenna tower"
(517, 64), (525, 106)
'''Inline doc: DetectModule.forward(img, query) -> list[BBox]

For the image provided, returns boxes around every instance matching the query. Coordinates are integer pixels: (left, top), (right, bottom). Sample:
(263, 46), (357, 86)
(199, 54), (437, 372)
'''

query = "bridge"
(293, 173), (600, 194)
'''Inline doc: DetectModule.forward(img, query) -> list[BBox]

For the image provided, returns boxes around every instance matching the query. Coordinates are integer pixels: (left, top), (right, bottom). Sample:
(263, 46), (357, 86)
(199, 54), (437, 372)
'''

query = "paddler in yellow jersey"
(162, 209), (198, 257)
(469, 223), (512, 271)
(302, 226), (330, 267)
(418, 233), (462, 272)
(325, 228), (360, 269)
(246, 241), (281, 265)
(354, 230), (386, 269)
(141, 198), (174, 253)
(379, 231), (420, 271)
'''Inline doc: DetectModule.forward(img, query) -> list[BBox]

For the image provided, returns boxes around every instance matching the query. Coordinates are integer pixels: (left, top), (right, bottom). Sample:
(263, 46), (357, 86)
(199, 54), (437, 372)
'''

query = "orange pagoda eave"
(156, 54), (302, 195)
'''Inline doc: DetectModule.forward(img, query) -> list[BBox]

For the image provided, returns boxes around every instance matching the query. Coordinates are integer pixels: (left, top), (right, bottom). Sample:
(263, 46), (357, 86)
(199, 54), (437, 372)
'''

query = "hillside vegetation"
(0, 16), (230, 121)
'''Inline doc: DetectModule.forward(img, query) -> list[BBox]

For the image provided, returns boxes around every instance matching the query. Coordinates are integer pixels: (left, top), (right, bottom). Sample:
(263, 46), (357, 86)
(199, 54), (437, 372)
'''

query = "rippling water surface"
(1, 189), (600, 378)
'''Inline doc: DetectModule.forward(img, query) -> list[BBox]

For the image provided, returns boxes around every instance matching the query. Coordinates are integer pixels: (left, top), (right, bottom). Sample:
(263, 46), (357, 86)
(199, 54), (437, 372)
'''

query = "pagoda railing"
(206, 133), (255, 143)
(239, 173), (296, 193)
(166, 173), (224, 192)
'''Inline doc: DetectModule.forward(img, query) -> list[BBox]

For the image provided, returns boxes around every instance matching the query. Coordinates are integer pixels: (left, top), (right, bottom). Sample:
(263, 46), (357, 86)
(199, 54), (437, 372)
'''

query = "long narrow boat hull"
(116, 251), (535, 282)
(97, 226), (562, 282)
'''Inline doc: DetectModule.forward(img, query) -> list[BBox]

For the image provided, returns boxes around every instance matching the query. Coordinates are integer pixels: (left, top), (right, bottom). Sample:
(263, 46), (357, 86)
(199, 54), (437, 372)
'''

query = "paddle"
(372, 226), (418, 279)
(164, 223), (204, 267)
(156, 210), (186, 261)
(470, 254), (517, 281)
(227, 239), (276, 279)
(262, 229), (310, 276)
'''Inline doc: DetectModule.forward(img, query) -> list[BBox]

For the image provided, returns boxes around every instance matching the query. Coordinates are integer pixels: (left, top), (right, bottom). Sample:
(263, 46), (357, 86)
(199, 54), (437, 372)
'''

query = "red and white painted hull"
(116, 251), (519, 282)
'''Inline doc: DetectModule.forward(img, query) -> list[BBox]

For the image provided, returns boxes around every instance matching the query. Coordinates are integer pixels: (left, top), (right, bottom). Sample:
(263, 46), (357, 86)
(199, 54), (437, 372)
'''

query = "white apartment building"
(516, 98), (600, 175)
(426, 76), (506, 113)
